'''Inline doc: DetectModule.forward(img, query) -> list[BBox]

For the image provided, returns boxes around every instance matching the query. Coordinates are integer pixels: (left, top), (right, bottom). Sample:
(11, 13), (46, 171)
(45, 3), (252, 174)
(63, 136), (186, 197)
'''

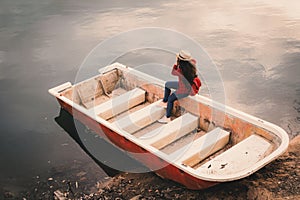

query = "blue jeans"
(163, 81), (189, 118)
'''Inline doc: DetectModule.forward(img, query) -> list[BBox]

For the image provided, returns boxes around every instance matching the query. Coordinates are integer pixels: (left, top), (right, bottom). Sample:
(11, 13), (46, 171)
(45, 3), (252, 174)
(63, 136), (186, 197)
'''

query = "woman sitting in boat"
(158, 50), (201, 123)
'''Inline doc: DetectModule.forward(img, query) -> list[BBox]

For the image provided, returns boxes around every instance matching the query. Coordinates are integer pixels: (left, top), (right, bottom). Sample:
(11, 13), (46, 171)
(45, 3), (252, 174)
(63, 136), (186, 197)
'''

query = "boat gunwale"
(49, 62), (289, 182)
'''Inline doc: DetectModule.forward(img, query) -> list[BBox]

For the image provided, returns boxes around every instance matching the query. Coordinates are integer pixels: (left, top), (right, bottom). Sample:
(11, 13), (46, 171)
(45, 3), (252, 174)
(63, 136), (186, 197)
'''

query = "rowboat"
(49, 63), (289, 190)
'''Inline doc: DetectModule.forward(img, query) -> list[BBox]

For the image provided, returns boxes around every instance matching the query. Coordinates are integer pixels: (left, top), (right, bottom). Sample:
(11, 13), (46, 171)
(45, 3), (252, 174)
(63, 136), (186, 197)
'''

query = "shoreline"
(5, 135), (299, 199)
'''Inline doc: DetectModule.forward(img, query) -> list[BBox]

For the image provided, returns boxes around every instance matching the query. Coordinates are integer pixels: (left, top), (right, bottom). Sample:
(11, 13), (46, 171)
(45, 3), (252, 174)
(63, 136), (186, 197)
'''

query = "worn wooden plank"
(169, 127), (230, 167)
(112, 101), (165, 134)
(159, 130), (206, 155)
(139, 113), (198, 149)
(89, 88), (146, 119)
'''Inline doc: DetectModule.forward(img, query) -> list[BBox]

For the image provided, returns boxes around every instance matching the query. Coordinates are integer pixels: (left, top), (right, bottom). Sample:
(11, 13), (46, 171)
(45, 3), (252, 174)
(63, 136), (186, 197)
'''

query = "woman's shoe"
(158, 116), (171, 124)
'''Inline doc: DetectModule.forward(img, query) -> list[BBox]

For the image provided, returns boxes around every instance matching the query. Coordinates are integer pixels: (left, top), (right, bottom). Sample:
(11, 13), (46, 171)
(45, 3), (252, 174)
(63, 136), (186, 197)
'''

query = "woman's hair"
(178, 59), (197, 88)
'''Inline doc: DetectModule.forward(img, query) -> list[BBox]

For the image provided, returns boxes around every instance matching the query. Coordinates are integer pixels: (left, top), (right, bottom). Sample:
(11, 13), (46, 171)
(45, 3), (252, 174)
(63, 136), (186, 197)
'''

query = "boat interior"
(57, 64), (284, 180)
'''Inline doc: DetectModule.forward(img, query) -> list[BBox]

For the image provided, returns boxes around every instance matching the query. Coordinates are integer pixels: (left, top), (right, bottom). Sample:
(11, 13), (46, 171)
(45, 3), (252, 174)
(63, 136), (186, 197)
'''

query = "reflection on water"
(54, 108), (147, 175)
(0, 0), (299, 196)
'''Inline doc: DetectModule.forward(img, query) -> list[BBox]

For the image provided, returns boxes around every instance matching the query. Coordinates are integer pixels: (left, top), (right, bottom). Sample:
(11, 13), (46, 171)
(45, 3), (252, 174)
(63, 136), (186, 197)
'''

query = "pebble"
(53, 190), (66, 200)
(130, 194), (142, 200)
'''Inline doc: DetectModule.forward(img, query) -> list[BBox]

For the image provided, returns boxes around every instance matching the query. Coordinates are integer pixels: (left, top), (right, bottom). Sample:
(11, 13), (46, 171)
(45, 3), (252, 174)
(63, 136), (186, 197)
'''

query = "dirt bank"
(90, 135), (300, 200)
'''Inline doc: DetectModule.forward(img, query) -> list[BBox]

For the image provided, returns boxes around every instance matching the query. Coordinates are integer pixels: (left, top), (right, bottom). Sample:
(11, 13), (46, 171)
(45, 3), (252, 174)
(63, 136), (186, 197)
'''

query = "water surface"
(0, 0), (299, 196)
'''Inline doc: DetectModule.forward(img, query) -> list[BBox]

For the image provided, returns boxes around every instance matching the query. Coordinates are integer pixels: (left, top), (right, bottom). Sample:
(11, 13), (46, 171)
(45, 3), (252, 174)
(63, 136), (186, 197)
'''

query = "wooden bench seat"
(169, 127), (230, 167)
(139, 113), (198, 149)
(88, 88), (146, 119)
(112, 101), (165, 134)
(197, 134), (272, 175)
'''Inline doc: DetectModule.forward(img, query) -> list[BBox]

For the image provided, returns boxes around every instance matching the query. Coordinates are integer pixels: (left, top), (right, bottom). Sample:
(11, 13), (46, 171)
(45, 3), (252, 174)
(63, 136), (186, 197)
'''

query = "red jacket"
(171, 64), (201, 95)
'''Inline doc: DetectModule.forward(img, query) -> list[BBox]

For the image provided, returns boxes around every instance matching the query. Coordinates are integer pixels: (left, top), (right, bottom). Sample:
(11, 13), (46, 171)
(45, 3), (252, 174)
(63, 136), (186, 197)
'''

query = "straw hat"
(176, 50), (192, 61)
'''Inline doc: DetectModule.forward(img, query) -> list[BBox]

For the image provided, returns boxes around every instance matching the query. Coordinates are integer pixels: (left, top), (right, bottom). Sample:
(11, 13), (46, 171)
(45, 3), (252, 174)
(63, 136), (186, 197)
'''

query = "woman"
(158, 50), (201, 123)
